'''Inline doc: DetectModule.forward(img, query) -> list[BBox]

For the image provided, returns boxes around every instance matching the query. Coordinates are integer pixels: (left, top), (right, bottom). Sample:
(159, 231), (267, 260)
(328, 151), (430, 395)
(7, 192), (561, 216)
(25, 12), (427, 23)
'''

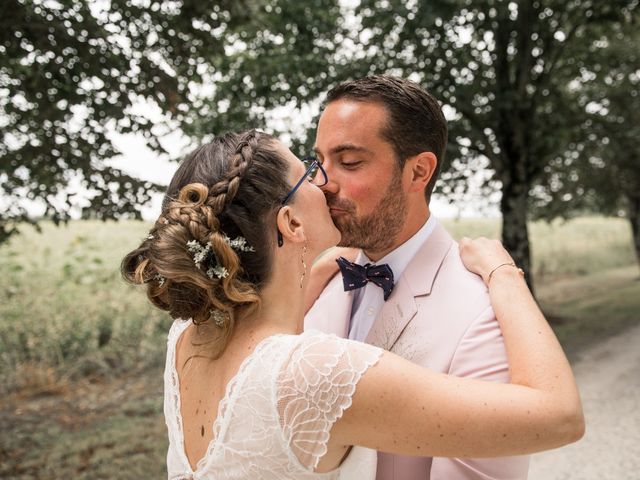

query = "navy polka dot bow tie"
(336, 256), (395, 301)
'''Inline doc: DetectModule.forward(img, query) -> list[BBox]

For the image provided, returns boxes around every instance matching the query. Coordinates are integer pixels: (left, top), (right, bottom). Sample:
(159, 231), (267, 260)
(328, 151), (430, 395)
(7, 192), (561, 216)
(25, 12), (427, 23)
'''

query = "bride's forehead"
(272, 141), (305, 173)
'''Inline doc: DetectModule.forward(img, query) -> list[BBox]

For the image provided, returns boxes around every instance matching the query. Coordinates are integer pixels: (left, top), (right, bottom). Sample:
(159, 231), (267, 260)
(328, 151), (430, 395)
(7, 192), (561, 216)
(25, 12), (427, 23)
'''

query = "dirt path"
(529, 322), (640, 479)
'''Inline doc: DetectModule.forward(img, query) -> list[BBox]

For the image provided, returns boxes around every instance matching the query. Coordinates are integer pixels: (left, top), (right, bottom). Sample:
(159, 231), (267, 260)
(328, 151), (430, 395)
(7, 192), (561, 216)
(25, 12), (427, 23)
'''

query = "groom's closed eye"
(340, 160), (363, 169)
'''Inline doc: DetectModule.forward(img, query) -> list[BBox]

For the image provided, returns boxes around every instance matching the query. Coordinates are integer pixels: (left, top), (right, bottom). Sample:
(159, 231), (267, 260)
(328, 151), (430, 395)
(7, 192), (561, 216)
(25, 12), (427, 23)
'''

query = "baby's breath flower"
(187, 240), (212, 268)
(207, 265), (229, 279)
(187, 235), (253, 280)
(224, 235), (256, 252)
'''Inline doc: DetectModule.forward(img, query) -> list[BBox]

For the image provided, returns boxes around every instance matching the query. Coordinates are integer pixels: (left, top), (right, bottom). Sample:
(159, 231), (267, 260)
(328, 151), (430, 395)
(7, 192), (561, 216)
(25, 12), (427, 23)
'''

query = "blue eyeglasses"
(277, 156), (328, 247)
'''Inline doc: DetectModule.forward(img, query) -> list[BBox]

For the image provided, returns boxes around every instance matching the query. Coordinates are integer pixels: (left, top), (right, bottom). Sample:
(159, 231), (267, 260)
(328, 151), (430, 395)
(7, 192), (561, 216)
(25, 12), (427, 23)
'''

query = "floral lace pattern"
(164, 320), (383, 480)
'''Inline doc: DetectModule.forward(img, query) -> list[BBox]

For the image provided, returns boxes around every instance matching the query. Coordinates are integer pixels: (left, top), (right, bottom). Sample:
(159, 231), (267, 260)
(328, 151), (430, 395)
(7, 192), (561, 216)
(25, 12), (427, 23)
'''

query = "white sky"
(101, 0), (496, 221)
(106, 120), (497, 221)
(8, 100), (497, 222)
(7, 0), (499, 221)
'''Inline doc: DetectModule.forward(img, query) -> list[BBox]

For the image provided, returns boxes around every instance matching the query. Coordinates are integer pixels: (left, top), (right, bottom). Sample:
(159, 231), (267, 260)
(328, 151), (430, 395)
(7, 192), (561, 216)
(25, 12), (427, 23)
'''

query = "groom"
(305, 76), (530, 480)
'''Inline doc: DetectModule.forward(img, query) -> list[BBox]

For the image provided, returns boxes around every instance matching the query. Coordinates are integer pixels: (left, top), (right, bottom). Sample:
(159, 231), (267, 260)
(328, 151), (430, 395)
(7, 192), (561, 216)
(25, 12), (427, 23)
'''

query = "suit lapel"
(364, 275), (417, 349)
(365, 222), (454, 350)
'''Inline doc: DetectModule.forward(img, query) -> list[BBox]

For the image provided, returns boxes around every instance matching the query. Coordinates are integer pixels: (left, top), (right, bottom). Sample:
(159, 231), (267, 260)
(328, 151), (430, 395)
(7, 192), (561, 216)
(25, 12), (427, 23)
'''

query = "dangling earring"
(299, 243), (307, 289)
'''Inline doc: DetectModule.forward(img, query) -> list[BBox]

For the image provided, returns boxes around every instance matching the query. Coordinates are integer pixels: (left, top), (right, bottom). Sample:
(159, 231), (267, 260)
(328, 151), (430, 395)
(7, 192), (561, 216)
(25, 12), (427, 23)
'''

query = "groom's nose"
(318, 162), (339, 195)
(319, 173), (339, 195)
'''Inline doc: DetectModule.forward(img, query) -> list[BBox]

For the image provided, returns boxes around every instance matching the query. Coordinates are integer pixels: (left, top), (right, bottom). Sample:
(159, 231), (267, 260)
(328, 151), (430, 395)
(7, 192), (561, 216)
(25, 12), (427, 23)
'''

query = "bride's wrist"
(486, 262), (525, 286)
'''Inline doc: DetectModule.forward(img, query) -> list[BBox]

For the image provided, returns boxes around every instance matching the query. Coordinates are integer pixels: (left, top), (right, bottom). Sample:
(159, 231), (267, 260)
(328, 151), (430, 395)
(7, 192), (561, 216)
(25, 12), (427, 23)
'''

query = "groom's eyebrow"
(314, 143), (373, 156)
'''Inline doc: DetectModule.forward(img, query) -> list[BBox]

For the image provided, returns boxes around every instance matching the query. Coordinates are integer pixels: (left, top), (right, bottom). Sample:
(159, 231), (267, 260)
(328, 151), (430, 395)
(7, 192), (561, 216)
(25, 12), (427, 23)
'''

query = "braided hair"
(121, 130), (290, 358)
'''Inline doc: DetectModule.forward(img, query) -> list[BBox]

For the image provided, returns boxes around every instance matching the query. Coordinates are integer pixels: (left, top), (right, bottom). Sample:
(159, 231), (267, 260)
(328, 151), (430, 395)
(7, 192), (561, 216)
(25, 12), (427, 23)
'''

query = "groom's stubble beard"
(327, 171), (407, 253)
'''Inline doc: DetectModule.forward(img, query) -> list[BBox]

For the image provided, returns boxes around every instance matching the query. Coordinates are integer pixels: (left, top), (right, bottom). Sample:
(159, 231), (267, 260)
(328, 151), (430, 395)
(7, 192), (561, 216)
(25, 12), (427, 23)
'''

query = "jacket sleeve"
(429, 305), (530, 480)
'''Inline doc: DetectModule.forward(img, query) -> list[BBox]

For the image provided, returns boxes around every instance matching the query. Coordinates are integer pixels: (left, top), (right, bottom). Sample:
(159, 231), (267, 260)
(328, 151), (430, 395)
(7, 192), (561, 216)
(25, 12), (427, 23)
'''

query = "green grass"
(537, 266), (640, 358)
(442, 216), (637, 279)
(0, 217), (637, 479)
(0, 371), (167, 479)
(0, 217), (637, 395)
(0, 220), (169, 396)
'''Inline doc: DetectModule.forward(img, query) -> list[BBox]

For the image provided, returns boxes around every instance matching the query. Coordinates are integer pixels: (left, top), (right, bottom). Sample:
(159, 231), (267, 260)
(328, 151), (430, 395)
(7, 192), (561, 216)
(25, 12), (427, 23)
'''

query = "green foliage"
(528, 20), (640, 264)
(4, 0), (638, 284)
(0, 0), (252, 242)
(194, 0), (639, 288)
(180, 0), (345, 150)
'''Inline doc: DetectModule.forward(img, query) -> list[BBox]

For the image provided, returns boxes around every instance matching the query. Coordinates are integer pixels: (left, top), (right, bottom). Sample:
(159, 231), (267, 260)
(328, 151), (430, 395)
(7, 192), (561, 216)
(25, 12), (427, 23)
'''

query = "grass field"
(0, 217), (638, 478)
(0, 221), (168, 397)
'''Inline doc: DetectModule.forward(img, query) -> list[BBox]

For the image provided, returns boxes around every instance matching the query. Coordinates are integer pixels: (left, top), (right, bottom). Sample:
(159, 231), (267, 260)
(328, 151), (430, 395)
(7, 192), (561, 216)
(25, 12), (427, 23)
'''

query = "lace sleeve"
(276, 331), (383, 471)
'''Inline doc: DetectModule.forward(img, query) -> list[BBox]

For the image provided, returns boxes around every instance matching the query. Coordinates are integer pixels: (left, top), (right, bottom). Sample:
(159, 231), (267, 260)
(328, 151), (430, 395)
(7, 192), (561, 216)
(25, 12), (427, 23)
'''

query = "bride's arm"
(330, 238), (584, 458)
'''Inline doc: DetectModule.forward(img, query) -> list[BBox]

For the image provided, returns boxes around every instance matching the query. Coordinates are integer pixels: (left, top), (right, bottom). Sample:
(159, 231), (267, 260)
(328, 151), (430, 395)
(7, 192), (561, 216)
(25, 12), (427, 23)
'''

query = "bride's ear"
(276, 206), (305, 246)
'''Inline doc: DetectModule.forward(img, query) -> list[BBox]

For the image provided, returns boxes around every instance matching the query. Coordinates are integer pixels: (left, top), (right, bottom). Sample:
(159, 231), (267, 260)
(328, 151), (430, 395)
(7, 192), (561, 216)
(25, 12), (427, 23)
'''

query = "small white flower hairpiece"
(207, 265), (229, 280)
(224, 235), (256, 252)
(153, 274), (166, 287)
(187, 235), (254, 280)
(187, 240), (212, 270)
(210, 309), (229, 328)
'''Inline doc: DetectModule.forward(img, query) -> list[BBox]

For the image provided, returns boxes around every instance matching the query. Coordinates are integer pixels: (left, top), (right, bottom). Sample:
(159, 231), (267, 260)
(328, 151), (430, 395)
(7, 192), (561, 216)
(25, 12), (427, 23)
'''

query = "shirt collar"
(357, 215), (438, 279)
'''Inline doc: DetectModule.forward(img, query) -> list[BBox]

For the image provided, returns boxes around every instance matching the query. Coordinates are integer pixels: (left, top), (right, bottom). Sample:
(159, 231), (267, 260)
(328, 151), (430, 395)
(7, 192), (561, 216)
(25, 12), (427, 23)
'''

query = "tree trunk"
(628, 193), (640, 275)
(500, 177), (535, 295)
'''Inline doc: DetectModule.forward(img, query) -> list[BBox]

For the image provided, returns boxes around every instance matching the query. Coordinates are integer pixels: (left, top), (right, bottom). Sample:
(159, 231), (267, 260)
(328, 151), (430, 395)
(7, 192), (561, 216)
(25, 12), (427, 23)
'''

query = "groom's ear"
(406, 151), (437, 194)
(276, 206), (305, 245)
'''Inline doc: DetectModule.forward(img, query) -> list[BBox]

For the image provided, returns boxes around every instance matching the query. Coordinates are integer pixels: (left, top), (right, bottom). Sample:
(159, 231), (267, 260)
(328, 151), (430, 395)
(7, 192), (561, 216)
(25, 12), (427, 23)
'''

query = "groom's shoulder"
(415, 226), (491, 307)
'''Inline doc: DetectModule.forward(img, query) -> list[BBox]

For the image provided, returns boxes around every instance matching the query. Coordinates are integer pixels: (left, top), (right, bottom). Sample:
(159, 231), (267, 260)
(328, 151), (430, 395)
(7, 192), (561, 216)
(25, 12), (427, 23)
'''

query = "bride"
(122, 130), (584, 479)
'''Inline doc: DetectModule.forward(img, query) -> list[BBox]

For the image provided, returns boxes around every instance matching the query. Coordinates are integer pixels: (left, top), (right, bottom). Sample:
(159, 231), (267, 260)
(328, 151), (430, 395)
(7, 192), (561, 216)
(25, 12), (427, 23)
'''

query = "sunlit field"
(0, 217), (638, 478)
(0, 221), (167, 396)
(0, 217), (636, 395)
(442, 216), (637, 279)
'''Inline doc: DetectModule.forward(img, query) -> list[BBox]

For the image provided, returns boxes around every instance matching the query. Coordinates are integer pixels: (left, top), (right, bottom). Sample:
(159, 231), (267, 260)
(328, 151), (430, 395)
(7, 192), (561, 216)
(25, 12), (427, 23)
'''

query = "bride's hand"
(459, 237), (516, 284)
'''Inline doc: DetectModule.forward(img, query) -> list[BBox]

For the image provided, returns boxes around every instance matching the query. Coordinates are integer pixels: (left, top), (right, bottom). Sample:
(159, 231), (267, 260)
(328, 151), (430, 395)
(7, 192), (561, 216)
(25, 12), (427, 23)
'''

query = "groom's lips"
(329, 207), (348, 215)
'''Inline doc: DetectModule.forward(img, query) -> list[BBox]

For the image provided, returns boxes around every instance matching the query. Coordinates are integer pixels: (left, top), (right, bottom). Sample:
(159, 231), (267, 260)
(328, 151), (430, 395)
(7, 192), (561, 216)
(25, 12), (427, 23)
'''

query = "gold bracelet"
(487, 262), (525, 284)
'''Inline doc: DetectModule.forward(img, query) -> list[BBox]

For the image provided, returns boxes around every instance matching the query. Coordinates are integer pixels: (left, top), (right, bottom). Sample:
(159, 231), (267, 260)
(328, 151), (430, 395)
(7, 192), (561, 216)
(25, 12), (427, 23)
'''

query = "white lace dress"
(164, 319), (384, 480)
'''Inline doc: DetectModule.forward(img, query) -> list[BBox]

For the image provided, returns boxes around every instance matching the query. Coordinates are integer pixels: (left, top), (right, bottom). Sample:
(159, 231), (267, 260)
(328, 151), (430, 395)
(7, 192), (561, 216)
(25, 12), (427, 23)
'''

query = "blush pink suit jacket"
(304, 223), (529, 480)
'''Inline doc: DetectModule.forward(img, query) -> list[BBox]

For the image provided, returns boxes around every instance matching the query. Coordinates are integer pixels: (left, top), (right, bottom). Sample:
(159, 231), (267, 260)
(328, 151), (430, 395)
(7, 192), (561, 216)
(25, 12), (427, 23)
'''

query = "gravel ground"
(529, 322), (640, 480)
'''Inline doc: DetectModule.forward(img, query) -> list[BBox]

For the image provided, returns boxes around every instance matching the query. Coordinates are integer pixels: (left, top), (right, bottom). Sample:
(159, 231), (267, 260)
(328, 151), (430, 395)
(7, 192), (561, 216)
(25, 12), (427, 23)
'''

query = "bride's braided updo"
(121, 130), (290, 358)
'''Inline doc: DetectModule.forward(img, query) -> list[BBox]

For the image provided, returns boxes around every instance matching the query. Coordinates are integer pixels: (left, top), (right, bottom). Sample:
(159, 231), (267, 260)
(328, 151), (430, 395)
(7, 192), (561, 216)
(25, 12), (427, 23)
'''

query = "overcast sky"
(107, 129), (499, 221)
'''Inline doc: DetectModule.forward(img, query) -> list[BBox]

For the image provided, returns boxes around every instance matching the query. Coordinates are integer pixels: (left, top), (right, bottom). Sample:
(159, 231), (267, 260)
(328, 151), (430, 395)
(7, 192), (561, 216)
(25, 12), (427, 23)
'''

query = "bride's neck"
(238, 247), (307, 337)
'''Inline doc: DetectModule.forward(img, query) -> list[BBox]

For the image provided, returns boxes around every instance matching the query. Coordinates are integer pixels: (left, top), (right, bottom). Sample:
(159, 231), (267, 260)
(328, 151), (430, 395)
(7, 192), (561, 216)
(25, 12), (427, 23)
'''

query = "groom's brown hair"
(325, 75), (448, 202)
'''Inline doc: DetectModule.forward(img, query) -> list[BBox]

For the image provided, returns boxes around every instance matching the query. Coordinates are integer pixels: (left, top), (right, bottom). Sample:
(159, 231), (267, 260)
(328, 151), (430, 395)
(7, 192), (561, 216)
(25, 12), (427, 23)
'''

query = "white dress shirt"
(348, 216), (438, 342)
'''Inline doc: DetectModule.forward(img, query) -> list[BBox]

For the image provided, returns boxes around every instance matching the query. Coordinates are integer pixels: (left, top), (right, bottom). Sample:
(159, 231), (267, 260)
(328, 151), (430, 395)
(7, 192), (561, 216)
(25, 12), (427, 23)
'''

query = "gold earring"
(300, 243), (307, 289)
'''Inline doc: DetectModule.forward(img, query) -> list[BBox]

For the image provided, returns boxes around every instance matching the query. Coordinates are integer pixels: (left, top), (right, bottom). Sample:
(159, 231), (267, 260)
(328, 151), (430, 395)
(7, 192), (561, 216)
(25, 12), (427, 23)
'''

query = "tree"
(179, 0), (345, 149)
(197, 0), (638, 293)
(4, 0), (637, 291)
(0, 0), (251, 242)
(352, 0), (639, 292)
(531, 19), (640, 271)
